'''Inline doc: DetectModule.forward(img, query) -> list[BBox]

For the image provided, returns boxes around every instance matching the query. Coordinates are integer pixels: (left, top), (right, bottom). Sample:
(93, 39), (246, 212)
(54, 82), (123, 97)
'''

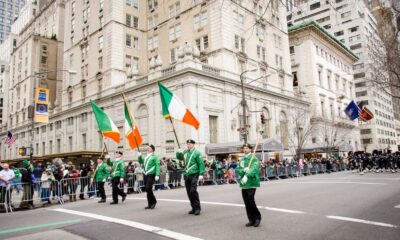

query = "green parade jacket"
(94, 162), (110, 182)
(138, 153), (160, 176)
(107, 158), (125, 178)
(236, 154), (260, 189)
(176, 149), (205, 176)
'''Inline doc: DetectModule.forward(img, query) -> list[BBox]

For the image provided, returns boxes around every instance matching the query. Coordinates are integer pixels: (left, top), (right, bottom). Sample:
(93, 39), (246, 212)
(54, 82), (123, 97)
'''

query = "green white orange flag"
(90, 100), (121, 143)
(158, 81), (200, 129)
(123, 95), (143, 149)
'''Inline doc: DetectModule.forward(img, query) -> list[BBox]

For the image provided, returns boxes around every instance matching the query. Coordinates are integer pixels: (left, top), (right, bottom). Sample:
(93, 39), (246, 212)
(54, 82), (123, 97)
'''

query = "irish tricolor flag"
(123, 95), (143, 149)
(90, 100), (121, 143)
(158, 81), (200, 129)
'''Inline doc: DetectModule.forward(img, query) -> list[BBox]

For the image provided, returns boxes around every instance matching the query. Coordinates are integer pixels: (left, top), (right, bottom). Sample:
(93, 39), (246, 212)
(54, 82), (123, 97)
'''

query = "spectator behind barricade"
(134, 162), (144, 193)
(52, 158), (64, 201)
(33, 163), (43, 181)
(11, 166), (22, 194)
(87, 163), (96, 199)
(66, 165), (80, 202)
(20, 160), (34, 209)
(126, 162), (135, 194)
(167, 159), (176, 189)
(0, 163), (15, 210)
(40, 167), (54, 206)
(159, 158), (168, 190)
(79, 163), (90, 200)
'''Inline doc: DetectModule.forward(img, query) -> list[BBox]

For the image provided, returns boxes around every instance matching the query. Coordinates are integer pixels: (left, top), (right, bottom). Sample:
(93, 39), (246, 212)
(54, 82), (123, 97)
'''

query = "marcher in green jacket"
(106, 150), (126, 204)
(176, 139), (205, 216)
(236, 143), (262, 227)
(138, 144), (160, 209)
(94, 158), (110, 203)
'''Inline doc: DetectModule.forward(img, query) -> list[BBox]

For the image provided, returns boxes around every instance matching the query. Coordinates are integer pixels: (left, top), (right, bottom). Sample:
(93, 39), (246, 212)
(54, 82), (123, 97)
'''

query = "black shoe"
(253, 219), (261, 227)
(98, 199), (106, 203)
(110, 202), (118, 205)
(194, 209), (201, 215)
(245, 222), (254, 227)
(122, 195), (126, 202)
(145, 206), (151, 209)
(150, 203), (156, 209)
(188, 210), (195, 214)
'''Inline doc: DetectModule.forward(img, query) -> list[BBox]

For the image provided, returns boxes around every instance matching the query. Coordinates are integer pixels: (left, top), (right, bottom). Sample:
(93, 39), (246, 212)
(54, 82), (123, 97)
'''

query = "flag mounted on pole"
(344, 100), (360, 121)
(358, 101), (374, 121)
(4, 131), (16, 148)
(123, 95), (143, 150)
(158, 81), (200, 129)
(90, 100), (121, 143)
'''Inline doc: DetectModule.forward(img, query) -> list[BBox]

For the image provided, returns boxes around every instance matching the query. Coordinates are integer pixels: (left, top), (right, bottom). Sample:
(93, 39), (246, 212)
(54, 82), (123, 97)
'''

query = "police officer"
(94, 158), (110, 203)
(106, 150), (126, 204)
(176, 139), (205, 216)
(138, 144), (160, 209)
(236, 143), (261, 227)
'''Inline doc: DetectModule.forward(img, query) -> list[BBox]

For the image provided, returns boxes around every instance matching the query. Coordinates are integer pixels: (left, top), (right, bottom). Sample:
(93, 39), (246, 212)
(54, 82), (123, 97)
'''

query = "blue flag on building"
(344, 100), (360, 120)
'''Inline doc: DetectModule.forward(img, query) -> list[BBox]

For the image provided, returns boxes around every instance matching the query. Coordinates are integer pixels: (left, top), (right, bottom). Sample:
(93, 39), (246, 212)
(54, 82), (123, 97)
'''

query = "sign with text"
(34, 88), (49, 123)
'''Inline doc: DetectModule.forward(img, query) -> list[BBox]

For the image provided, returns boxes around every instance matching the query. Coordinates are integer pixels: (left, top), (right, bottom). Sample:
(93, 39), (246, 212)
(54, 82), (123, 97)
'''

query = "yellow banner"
(34, 88), (49, 123)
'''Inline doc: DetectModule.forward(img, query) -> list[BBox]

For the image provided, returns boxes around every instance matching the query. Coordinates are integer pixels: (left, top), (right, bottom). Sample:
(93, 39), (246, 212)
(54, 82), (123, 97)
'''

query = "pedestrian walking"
(106, 150), (126, 204)
(236, 144), (261, 227)
(138, 144), (160, 209)
(93, 158), (109, 203)
(176, 139), (205, 216)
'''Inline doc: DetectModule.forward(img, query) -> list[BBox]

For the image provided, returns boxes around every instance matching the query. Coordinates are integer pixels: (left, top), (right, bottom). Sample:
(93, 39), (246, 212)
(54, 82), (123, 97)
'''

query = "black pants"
(242, 188), (261, 223)
(97, 181), (106, 200)
(185, 174), (201, 211)
(144, 174), (157, 207)
(112, 177), (126, 203)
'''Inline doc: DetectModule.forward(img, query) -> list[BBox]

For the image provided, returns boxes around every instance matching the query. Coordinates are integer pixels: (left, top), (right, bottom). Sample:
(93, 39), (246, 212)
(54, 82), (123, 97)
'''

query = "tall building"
(288, 0), (397, 152)
(0, 0), (26, 44)
(289, 21), (360, 156)
(0, 0), (310, 162)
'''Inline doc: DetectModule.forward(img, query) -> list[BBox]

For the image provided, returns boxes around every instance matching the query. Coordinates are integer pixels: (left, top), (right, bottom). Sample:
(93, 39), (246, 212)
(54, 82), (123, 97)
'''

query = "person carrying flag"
(236, 143), (262, 227)
(93, 157), (110, 203)
(138, 144), (160, 209)
(176, 139), (205, 216)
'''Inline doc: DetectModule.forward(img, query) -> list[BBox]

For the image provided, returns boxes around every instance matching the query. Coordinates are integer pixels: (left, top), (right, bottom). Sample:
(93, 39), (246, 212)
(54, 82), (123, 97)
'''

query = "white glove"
(178, 149), (183, 153)
(198, 175), (204, 181)
(155, 176), (159, 181)
(103, 179), (106, 182)
(138, 152), (142, 157)
(244, 167), (250, 173)
(119, 178), (124, 184)
(241, 175), (248, 185)
(105, 154), (110, 160)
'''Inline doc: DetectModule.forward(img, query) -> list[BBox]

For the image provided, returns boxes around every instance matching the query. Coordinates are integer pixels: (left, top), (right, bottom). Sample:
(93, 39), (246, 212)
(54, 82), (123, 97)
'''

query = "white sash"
(185, 150), (196, 171)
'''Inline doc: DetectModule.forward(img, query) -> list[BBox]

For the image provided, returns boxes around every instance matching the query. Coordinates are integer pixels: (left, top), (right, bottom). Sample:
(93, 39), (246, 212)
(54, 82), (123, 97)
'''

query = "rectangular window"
(341, 11), (351, 18)
(133, 17), (139, 29)
(170, 48), (176, 63)
(310, 2), (321, 10)
(126, 34), (132, 47)
(194, 11), (207, 29)
(98, 35), (103, 49)
(133, 37), (139, 49)
(209, 116), (218, 143)
(126, 14), (132, 27)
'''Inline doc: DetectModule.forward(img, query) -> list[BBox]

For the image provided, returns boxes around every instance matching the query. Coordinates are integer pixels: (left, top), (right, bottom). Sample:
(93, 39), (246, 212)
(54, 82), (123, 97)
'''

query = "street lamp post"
(239, 68), (257, 144)
(29, 69), (77, 161)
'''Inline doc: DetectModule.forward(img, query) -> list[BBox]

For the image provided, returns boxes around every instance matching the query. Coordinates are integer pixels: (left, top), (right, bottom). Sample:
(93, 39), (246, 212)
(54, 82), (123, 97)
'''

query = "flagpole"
(122, 94), (141, 153)
(168, 116), (181, 149)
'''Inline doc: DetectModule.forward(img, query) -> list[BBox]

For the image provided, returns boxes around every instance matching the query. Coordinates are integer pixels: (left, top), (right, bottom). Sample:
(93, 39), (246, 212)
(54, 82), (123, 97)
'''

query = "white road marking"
(300, 177), (400, 181)
(127, 197), (306, 214)
(263, 207), (306, 214)
(326, 216), (398, 228)
(280, 181), (387, 185)
(395, 205), (400, 209)
(50, 208), (203, 240)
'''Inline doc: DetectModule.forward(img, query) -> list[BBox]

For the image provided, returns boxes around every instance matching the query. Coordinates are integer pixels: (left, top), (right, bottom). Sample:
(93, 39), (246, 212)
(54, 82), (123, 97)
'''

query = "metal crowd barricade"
(277, 166), (288, 178)
(59, 177), (96, 202)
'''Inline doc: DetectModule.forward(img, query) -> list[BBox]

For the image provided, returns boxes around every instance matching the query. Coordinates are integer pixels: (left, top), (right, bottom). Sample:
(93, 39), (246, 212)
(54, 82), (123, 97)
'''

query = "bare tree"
(317, 120), (351, 157)
(365, 1), (400, 99)
(288, 108), (314, 160)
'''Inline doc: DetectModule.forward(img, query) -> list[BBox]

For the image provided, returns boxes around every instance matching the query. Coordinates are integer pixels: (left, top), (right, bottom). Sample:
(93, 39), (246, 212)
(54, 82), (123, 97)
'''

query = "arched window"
(280, 111), (288, 148)
(137, 104), (149, 144)
(262, 107), (271, 139)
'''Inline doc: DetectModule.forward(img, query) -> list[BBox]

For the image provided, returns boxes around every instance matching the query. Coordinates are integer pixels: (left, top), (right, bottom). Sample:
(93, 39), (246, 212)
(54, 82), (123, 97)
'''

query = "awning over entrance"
(1, 151), (103, 164)
(205, 138), (283, 155)
(338, 142), (353, 152)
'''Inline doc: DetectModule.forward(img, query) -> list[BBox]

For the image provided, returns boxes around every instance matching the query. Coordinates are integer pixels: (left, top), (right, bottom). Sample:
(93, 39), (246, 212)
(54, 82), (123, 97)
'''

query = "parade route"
(1, 172), (399, 240)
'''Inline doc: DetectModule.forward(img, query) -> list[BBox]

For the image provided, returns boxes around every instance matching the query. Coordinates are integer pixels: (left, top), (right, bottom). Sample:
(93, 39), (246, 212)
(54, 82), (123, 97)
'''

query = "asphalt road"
(1, 171), (399, 240)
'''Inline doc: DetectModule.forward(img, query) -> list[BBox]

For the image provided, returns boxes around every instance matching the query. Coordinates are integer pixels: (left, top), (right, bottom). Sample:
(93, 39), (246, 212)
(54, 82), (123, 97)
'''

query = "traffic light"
(18, 147), (27, 156)
(260, 112), (265, 124)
